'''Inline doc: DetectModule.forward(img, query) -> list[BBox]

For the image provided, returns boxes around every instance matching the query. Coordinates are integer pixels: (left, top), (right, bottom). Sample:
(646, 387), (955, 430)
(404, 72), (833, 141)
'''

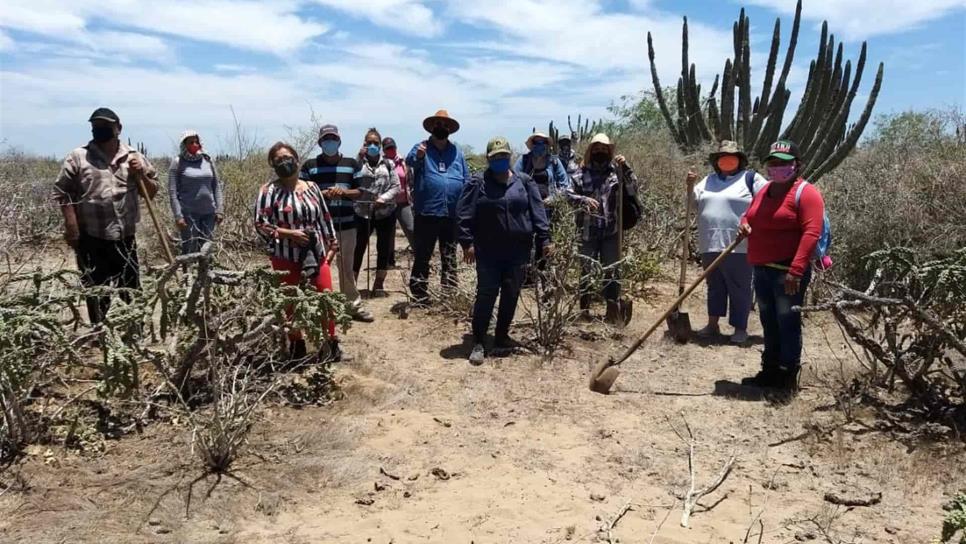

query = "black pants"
(409, 214), (458, 302)
(75, 234), (141, 324)
(472, 260), (525, 343)
(353, 211), (396, 277)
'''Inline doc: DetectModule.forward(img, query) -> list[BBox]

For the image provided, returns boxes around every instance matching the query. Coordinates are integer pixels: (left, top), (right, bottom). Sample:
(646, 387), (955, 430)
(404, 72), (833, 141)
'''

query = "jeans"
(75, 234), (140, 324)
(179, 212), (216, 255)
(578, 234), (621, 308)
(702, 252), (754, 330)
(409, 214), (458, 302)
(472, 260), (526, 343)
(753, 265), (812, 370)
(354, 212), (396, 276)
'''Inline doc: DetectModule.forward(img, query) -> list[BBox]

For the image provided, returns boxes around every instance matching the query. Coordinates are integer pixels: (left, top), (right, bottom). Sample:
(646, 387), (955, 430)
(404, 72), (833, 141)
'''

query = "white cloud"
(309, 0), (443, 36)
(0, 0), (328, 55)
(0, 30), (13, 52)
(744, 0), (966, 40)
(84, 31), (175, 63)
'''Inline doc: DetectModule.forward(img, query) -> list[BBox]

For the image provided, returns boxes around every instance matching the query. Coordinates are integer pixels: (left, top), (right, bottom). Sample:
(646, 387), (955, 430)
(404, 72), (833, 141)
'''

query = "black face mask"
(274, 157), (298, 178)
(431, 127), (450, 140)
(591, 152), (611, 165)
(92, 126), (115, 143)
(559, 144), (571, 156)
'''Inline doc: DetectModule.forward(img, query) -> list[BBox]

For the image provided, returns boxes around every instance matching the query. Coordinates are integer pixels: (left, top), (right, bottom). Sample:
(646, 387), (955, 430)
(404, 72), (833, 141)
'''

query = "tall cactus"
(648, 0), (884, 182)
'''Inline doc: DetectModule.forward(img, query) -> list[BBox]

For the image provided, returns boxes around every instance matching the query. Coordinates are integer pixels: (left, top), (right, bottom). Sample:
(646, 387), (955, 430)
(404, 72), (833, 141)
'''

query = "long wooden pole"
(130, 151), (175, 265)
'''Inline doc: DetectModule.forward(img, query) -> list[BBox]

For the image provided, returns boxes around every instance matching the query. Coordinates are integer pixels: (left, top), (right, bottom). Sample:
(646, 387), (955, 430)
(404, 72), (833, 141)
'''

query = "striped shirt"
(254, 180), (335, 263)
(53, 141), (159, 241)
(299, 155), (360, 231)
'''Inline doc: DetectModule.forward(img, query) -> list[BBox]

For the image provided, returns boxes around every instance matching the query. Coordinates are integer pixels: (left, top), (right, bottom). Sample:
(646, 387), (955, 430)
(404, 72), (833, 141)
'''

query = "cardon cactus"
(649, 0), (884, 182)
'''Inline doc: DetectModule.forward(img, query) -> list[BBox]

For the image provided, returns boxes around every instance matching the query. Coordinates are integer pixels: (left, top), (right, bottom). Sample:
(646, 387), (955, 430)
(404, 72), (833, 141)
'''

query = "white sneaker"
(696, 324), (720, 338)
(730, 329), (749, 344)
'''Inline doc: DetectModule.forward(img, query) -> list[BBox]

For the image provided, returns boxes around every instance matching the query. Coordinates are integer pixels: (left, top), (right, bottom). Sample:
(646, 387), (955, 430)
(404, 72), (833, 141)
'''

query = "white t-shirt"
(692, 170), (768, 254)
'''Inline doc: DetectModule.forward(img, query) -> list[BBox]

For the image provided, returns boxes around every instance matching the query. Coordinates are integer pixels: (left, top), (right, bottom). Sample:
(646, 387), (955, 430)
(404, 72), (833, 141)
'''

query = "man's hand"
(64, 222), (80, 249)
(215, 214), (224, 225)
(176, 218), (188, 231)
(416, 142), (427, 159)
(784, 273), (802, 295)
(128, 154), (143, 173)
(462, 246), (476, 264)
(373, 198), (386, 209)
(542, 244), (555, 258)
(614, 154), (626, 166)
(583, 197), (601, 212)
(686, 169), (698, 186)
(737, 223), (752, 240)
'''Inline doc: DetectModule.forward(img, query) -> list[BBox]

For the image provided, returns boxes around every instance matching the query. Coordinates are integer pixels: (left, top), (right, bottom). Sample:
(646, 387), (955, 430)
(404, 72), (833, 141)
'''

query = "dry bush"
(0, 149), (62, 245)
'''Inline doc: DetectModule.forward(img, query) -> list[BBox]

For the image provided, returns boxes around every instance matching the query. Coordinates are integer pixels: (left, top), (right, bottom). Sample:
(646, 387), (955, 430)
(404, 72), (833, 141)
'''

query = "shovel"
(589, 235), (744, 394)
(666, 175), (693, 342)
(130, 151), (175, 265)
(605, 167), (633, 327)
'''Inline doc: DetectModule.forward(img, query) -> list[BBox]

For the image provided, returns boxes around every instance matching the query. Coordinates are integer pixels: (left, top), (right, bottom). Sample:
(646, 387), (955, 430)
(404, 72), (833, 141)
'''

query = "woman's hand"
(175, 218), (188, 231)
(686, 169), (698, 186)
(543, 244), (555, 258)
(614, 154), (626, 166)
(287, 229), (310, 247)
(583, 197), (600, 212)
(784, 273), (802, 295)
(462, 246), (476, 264)
(215, 214), (224, 225)
(737, 223), (752, 240)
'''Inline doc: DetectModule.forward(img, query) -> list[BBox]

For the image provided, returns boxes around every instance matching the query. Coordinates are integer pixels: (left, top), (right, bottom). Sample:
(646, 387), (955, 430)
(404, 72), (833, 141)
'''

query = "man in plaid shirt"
(53, 107), (160, 324)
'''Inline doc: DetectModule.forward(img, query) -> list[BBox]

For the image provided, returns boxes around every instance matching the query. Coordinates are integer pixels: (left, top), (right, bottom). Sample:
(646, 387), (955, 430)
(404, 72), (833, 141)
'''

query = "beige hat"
(422, 109), (460, 134)
(583, 133), (615, 165)
(708, 139), (747, 162)
(180, 129), (200, 143)
(486, 136), (512, 158)
(526, 132), (550, 150)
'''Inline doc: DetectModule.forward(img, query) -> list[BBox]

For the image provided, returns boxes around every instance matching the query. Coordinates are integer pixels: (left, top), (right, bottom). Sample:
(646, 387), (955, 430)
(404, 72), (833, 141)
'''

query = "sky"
(0, 0), (964, 158)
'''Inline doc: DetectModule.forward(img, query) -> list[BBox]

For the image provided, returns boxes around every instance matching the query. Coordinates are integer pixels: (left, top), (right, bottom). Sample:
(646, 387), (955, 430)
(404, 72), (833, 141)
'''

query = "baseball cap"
(88, 107), (120, 124)
(318, 124), (340, 140)
(766, 139), (801, 161)
(486, 136), (512, 158)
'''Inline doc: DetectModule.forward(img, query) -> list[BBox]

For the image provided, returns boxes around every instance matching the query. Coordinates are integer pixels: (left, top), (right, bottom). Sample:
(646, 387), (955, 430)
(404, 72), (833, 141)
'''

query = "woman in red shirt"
(738, 140), (825, 393)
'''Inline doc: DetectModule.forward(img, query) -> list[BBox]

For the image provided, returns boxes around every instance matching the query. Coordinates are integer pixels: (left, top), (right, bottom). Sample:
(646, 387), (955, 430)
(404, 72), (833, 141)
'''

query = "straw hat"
(422, 109), (460, 134)
(526, 132), (550, 150)
(583, 133), (615, 165)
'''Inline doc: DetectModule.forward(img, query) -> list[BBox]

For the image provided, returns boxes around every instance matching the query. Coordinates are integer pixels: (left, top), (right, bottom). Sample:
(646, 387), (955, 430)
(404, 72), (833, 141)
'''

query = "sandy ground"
(1, 246), (963, 544)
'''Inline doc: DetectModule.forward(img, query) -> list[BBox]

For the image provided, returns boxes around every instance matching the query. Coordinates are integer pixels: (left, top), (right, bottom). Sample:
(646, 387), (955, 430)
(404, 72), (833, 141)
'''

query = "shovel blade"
(666, 309), (692, 344)
(589, 360), (620, 394)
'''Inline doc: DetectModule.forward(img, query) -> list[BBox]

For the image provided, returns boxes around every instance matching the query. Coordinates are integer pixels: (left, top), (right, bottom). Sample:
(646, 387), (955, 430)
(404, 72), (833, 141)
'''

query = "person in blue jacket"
(513, 132), (571, 206)
(406, 109), (471, 305)
(458, 137), (552, 365)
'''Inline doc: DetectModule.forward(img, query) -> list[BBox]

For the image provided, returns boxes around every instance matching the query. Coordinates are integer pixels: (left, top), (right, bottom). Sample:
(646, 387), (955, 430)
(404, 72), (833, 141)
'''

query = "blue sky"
(1, 0), (963, 158)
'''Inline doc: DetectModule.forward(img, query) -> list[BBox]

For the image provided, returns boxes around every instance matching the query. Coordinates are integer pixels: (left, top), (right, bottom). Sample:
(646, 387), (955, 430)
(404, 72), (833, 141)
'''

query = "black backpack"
(618, 166), (643, 230)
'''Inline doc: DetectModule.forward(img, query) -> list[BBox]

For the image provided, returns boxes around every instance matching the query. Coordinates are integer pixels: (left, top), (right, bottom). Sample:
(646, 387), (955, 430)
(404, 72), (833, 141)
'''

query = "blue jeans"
(753, 265), (812, 370)
(472, 260), (526, 343)
(180, 213), (216, 255)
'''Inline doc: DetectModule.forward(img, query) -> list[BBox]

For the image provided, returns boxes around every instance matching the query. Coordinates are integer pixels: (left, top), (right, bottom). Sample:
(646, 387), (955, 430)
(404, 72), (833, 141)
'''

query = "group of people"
(54, 107), (825, 395)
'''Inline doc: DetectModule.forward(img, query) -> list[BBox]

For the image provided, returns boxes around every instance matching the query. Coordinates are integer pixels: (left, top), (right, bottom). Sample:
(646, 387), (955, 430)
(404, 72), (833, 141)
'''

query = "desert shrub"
(820, 108), (966, 289)
(942, 492), (966, 543)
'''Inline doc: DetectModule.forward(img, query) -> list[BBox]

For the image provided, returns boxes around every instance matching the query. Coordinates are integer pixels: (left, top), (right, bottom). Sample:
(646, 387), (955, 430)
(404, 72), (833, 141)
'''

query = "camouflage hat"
(708, 140), (747, 162)
(486, 136), (512, 158)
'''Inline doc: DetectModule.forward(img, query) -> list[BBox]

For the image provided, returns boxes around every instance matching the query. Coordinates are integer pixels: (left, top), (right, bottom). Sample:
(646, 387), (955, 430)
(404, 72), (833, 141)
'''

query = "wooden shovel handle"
(679, 177), (691, 291)
(608, 236), (744, 369)
(130, 152), (175, 265)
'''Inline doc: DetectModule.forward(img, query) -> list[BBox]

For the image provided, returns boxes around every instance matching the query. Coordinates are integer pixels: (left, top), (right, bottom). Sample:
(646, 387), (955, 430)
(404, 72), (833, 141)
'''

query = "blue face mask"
(321, 139), (340, 156)
(366, 143), (381, 157)
(489, 157), (511, 174)
(532, 142), (548, 157)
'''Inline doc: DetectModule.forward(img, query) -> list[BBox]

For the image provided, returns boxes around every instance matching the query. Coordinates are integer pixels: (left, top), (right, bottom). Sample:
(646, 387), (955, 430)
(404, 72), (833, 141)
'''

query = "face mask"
(559, 144), (571, 156)
(767, 164), (798, 183)
(186, 142), (202, 155)
(716, 155), (740, 173)
(489, 158), (511, 174)
(321, 139), (340, 156)
(384, 148), (397, 159)
(431, 127), (450, 141)
(366, 143), (381, 157)
(274, 157), (298, 178)
(591, 152), (610, 165)
(531, 142), (548, 157)
(91, 126), (115, 143)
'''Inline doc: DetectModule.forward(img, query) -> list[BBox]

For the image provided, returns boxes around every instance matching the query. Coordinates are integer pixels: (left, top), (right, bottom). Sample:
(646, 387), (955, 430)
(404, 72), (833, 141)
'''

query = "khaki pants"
(334, 227), (362, 306)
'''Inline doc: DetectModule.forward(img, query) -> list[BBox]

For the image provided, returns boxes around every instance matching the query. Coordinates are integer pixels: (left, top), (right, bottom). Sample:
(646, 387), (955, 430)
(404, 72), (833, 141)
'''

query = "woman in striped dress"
(254, 141), (345, 362)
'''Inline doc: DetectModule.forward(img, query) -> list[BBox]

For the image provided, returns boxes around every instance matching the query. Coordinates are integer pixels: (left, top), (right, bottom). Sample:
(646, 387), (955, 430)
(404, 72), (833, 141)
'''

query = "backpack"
(617, 166), (643, 230)
(794, 181), (833, 270)
(744, 170), (757, 196)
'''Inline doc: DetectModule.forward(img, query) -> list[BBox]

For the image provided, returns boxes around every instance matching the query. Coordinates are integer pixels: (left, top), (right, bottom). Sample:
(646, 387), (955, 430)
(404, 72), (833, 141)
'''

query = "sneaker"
(469, 343), (485, 366)
(494, 335), (524, 353)
(350, 305), (375, 323)
(696, 324), (721, 338)
(730, 329), (749, 344)
(740, 367), (780, 388)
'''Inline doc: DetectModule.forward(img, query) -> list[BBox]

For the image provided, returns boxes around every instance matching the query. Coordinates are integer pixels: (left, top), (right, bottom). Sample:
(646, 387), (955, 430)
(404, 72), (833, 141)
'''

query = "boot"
(289, 338), (307, 360)
(320, 339), (352, 363)
(740, 367), (780, 388)
(605, 300), (620, 325)
(371, 271), (387, 297)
